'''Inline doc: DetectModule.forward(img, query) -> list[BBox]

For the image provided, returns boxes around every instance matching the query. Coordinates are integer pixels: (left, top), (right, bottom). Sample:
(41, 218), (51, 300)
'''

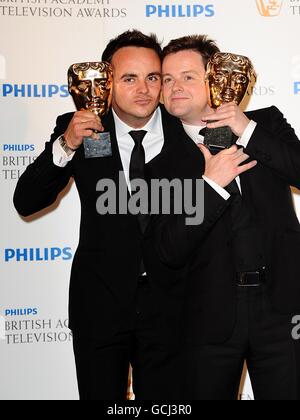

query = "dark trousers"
(72, 278), (184, 400)
(188, 285), (300, 400)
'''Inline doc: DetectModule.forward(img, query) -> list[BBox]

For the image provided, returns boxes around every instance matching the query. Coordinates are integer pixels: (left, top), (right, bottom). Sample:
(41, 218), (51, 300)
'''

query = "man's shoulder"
(245, 105), (282, 122)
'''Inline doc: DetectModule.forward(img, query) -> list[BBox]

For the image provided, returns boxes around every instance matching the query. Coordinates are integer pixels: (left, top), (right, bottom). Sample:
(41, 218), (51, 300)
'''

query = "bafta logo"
(256, 0), (283, 17)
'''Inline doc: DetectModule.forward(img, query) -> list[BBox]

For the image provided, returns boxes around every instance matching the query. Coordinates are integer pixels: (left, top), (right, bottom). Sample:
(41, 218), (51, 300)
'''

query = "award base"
(204, 126), (233, 155)
(83, 132), (112, 159)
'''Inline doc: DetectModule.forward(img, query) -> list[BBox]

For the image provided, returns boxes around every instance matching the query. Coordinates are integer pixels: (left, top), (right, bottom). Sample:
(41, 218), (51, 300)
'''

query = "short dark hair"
(162, 35), (220, 68)
(102, 30), (162, 63)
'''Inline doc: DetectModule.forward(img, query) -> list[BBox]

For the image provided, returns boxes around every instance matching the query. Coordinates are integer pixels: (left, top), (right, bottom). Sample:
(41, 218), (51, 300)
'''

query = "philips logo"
(4, 247), (73, 262)
(146, 3), (215, 18)
(2, 144), (35, 152)
(5, 308), (38, 317)
(0, 84), (69, 98)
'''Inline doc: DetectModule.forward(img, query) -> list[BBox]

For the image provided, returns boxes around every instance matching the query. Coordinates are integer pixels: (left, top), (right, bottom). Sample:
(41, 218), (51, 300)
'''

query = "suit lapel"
(102, 110), (124, 174)
(232, 129), (259, 208)
(144, 105), (179, 168)
(146, 105), (205, 174)
(100, 110), (132, 202)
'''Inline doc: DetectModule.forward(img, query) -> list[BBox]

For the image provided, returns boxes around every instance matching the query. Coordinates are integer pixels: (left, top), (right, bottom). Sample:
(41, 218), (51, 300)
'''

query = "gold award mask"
(68, 62), (113, 159)
(206, 52), (255, 109)
(68, 61), (113, 117)
(204, 52), (256, 154)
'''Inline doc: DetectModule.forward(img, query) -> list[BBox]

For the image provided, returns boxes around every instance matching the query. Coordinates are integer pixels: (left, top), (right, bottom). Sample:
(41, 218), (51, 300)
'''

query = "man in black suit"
(152, 35), (300, 400)
(13, 30), (192, 400)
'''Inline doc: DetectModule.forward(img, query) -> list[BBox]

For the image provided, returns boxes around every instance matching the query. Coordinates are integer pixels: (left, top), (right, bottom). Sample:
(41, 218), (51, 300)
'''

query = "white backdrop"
(1, 0), (300, 400)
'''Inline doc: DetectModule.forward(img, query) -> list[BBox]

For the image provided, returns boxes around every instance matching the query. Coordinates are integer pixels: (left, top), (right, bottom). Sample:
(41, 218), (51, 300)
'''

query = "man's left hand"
(203, 102), (250, 138)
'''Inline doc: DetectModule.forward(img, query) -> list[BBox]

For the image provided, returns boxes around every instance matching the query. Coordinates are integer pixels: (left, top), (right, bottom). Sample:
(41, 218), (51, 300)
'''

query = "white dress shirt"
(52, 108), (164, 194)
(183, 120), (257, 200)
(112, 108), (164, 193)
(52, 110), (257, 201)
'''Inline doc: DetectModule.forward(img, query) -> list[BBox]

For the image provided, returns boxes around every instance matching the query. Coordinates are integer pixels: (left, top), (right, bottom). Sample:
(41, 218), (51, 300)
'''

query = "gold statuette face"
(206, 53), (255, 109)
(68, 62), (113, 117)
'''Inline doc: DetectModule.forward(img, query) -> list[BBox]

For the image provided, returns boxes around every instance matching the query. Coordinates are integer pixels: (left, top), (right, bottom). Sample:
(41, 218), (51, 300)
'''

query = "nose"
(172, 79), (184, 93)
(137, 79), (150, 94)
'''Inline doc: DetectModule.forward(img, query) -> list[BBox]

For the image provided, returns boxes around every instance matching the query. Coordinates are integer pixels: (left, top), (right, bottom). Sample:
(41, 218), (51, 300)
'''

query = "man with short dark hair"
(152, 34), (300, 400)
(13, 30), (188, 401)
(162, 34), (220, 65)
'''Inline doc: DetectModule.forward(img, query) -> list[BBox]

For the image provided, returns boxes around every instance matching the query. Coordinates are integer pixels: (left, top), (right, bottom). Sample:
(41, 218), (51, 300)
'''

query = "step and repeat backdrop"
(0, 0), (300, 400)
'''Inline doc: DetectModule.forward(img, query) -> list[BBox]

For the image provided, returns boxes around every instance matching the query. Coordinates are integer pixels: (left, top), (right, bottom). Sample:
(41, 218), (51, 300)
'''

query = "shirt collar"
(182, 122), (207, 144)
(112, 107), (162, 138)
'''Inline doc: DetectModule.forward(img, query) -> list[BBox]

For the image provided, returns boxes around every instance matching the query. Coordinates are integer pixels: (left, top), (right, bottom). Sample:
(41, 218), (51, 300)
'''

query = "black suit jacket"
(150, 106), (300, 345)
(13, 106), (190, 348)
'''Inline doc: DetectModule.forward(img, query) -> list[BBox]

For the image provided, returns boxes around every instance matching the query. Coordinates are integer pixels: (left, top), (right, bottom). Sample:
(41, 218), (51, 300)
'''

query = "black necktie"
(129, 130), (149, 276)
(225, 178), (246, 234)
(129, 130), (149, 234)
(199, 127), (207, 137)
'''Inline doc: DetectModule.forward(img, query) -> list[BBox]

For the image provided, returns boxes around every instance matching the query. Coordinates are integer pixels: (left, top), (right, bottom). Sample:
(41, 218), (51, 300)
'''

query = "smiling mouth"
(171, 97), (189, 101)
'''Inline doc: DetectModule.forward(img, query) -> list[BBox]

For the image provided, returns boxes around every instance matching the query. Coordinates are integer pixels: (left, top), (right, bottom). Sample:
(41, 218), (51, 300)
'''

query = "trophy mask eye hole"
(97, 80), (109, 90)
(214, 73), (226, 84)
(77, 81), (90, 92)
(234, 74), (248, 85)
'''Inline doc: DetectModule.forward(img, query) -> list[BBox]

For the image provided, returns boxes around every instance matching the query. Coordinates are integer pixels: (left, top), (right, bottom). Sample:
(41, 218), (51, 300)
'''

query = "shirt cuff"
(236, 120), (257, 149)
(52, 138), (75, 167)
(202, 176), (231, 201)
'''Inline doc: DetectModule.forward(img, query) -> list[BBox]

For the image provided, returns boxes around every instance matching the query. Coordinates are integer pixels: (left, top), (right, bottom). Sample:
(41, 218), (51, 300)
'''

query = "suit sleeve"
(13, 115), (74, 217)
(245, 106), (300, 189)
(153, 181), (231, 268)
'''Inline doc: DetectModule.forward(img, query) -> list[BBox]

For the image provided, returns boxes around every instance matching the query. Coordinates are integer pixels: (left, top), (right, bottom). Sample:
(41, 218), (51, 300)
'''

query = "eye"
(184, 75), (194, 81)
(163, 77), (173, 85)
(123, 77), (136, 83)
(148, 75), (161, 82)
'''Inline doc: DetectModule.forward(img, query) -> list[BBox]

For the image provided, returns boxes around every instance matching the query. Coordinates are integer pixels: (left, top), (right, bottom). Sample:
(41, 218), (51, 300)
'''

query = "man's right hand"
(198, 144), (257, 188)
(63, 111), (104, 150)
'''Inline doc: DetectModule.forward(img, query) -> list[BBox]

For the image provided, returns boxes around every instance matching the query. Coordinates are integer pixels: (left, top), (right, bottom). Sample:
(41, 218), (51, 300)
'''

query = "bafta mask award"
(68, 62), (113, 159)
(204, 52), (256, 154)
(256, 0), (283, 17)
